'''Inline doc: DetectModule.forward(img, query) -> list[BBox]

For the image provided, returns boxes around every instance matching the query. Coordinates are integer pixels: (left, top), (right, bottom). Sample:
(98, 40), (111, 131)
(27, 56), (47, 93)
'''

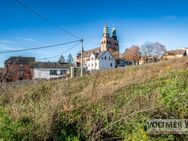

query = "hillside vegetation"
(0, 57), (188, 141)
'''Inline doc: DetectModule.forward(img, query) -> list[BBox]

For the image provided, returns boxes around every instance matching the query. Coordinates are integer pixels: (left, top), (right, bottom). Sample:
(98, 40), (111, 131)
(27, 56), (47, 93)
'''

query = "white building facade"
(86, 51), (115, 71)
(32, 62), (69, 80)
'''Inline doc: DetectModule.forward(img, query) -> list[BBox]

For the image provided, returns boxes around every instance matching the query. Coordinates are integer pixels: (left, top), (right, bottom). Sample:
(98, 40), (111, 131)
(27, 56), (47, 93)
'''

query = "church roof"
(103, 24), (109, 34)
(80, 47), (101, 58)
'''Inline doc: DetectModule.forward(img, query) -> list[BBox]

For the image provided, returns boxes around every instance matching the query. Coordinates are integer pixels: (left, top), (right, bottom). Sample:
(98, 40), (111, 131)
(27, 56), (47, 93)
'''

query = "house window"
(60, 70), (66, 75)
(102, 57), (103, 60)
(50, 70), (57, 75)
(110, 63), (113, 67)
(109, 57), (110, 60)
(91, 63), (93, 67)
(105, 56), (106, 60)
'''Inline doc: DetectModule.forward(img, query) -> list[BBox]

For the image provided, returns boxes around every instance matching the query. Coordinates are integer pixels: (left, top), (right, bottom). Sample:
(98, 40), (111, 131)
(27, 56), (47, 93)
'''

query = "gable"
(100, 51), (114, 59)
(98, 51), (115, 61)
(90, 53), (96, 60)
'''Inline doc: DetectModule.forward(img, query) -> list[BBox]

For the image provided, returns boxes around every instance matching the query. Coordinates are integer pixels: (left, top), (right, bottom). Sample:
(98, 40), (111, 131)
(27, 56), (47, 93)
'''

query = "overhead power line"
(37, 41), (80, 61)
(15, 0), (81, 39)
(0, 40), (81, 54)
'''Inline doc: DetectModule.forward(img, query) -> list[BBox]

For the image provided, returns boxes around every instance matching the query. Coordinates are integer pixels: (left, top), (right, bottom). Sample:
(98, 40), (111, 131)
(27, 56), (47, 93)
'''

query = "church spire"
(111, 27), (117, 40)
(103, 24), (109, 37)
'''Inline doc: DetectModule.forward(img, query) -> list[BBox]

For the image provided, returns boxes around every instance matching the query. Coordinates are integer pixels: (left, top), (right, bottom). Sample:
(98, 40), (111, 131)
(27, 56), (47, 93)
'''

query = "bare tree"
(141, 42), (166, 58)
(123, 45), (141, 65)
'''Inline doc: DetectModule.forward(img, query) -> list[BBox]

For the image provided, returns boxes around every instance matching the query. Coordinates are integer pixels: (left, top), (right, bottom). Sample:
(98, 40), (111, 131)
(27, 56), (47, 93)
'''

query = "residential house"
(86, 50), (115, 71)
(4, 56), (35, 82)
(76, 47), (101, 67)
(31, 62), (70, 80)
(163, 49), (187, 60)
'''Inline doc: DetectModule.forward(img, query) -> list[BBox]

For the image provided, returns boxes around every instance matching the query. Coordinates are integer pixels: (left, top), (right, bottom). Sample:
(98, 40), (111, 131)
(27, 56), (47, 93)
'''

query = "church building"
(101, 25), (119, 53)
(76, 24), (119, 70)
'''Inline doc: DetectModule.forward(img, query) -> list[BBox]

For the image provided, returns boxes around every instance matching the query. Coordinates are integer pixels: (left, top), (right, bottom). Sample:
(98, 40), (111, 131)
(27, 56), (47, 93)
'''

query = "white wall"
(86, 51), (115, 71)
(33, 68), (69, 80)
(86, 60), (99, 71)
(99, 51), (115, 70)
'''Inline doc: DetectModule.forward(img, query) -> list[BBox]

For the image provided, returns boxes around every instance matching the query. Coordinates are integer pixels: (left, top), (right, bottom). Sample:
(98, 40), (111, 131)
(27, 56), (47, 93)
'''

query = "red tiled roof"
(78, 47), (101, 58)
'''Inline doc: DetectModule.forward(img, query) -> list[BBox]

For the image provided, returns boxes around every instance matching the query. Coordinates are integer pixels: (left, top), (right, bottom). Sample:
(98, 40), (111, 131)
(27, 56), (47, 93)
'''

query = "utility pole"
(80, 39), (84, 77)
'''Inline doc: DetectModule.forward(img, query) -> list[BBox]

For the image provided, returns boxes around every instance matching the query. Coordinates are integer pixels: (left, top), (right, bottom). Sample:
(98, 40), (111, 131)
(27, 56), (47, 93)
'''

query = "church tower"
(111, 27), (119, 52)
(100, 25), (119, 53)
(101, 24), (112, 51)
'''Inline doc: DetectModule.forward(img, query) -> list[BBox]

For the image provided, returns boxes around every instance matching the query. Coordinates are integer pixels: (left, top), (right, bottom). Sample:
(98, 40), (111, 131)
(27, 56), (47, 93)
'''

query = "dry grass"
(0, 57), (188, 140)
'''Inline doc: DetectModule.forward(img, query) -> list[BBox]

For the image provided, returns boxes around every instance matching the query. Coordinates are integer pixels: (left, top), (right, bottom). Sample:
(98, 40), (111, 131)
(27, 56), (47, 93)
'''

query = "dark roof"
(96, 51), (107, 59)
(5, 56), (35, 65)
(165, 49), (186, 56)
(93, 51), (115, 59)
(31, 62), (70, 68)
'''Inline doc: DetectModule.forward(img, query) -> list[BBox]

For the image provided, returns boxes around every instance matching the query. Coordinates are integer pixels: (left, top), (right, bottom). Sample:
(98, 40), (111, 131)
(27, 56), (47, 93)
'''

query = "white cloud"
(24, 38), (37, 42)
(16, 37), (37, 42)
(0, 40), (14, 44)
(0, 44), (18, 50)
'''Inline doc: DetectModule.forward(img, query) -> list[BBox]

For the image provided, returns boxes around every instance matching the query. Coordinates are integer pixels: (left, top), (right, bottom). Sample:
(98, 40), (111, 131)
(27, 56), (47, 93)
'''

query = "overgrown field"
(0, 57), (188, 141)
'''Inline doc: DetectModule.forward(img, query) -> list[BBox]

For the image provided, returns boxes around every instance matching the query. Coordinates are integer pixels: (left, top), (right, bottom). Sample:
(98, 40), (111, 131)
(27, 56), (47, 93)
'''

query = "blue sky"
(0, 0), (188, 67)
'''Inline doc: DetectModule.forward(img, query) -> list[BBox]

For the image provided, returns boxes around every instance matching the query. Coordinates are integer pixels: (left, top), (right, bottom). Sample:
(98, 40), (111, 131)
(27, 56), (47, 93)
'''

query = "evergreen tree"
(66, 54), (74, 64)
(59, 55), (65, 64)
